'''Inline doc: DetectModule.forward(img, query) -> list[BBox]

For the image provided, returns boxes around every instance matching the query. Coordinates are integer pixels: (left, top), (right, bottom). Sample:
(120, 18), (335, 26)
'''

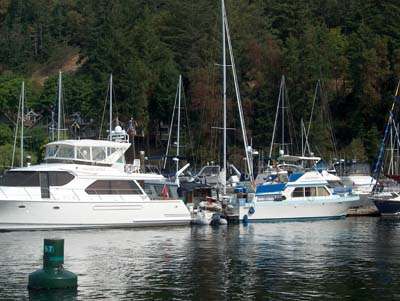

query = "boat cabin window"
(0, 171), (75, 187)
(304, 187), (317, 197)
(92, 147), (107, 161)
(292, 186), (331, 198)
(57, 145), (75, 159)
(46, 145), (58, 158)
(317, 186), (330, 196)
(77, 146), (91, 160)
(85, 180), (142, 195)
(292, 187), (304, 198)
(141, 183), (178, 199)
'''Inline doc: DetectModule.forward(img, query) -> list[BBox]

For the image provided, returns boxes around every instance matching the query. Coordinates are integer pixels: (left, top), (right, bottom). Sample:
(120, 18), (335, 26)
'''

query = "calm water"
(1, 217), (400, 300)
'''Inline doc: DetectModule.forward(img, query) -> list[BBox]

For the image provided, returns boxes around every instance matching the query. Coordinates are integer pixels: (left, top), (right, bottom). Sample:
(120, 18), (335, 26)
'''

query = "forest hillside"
(0, 0), (399, 170)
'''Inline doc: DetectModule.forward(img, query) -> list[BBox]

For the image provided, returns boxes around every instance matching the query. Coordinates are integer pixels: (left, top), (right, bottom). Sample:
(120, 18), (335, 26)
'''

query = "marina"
(2, 0), (400, 300)
(2, 217), (400, 300)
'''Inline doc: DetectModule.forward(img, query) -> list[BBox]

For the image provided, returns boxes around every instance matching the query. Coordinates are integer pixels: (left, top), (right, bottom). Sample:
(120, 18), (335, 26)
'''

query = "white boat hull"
(238, 196), (360, 221)
(0, 199), (191, 230)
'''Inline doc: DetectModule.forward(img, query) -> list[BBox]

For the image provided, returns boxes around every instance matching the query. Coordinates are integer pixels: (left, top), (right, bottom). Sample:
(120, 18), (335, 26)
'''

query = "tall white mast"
(109, 74), (113, 141)
(176, 75), (182, 173)
(20, 81), (24, 167)
(164, 77), (179, 169)
(57, 70), (62, 141)
(281, 75), (285, 154)
(223, 3), (254, 183)
(268, 76), (283, 162)
(12, 82), (23, 168)
(222, 0), (227, 194)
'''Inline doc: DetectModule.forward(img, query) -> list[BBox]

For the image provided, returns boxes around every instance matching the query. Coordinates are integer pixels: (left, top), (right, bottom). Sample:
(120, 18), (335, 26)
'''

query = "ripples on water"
(1, 217), (400, 300)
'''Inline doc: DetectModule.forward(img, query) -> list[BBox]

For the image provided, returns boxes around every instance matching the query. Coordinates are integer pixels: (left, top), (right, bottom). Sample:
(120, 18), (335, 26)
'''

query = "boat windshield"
(92, 146), (107, 161)
(45, 143), (124, 164)
(198, 166), (220, 177)
(46, 144), (75, 159)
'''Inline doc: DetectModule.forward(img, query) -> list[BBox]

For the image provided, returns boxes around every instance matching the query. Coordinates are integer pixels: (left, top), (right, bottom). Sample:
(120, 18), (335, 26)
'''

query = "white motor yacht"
(231, 171), (360, 222)
(0, 139), (191, 230)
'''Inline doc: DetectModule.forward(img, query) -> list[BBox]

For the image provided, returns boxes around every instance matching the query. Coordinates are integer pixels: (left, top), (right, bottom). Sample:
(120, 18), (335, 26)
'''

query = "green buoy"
(28, 238), (78, 290)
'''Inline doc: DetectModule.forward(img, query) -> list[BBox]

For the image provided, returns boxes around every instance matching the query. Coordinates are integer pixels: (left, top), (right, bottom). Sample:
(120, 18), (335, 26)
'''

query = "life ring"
(248, 206), (255, 215)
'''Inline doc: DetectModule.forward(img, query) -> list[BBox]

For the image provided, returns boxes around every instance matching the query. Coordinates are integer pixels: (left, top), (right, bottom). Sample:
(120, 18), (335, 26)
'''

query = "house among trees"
(24, 109), (41, 127)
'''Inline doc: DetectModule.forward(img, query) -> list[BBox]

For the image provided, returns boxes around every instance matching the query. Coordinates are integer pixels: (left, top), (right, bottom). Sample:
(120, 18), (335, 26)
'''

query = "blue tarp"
(256, 183), (286, 195)
(288, 173), (303, 182)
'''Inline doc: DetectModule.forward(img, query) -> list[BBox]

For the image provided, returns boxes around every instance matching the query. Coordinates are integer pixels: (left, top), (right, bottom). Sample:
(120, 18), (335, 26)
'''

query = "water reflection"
(1, 218), (400, 300)
(29, 289), (77, 301)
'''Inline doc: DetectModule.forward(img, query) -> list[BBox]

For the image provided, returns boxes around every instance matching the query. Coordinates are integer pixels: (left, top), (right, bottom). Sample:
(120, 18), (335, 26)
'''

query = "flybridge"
(44, 139), (130, 165)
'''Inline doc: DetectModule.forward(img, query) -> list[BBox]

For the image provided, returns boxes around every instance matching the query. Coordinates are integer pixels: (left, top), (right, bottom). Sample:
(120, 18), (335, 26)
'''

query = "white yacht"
(0, 139), (191, 230)
(228, 171), (360, 222)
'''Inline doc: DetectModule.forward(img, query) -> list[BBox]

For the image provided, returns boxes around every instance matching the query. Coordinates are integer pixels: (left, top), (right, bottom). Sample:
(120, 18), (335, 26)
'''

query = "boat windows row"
(292, 186), (330, 198)
(0, 171), (147, 196)
(0, 171), (75, 187)
(46, 144), (124, 163)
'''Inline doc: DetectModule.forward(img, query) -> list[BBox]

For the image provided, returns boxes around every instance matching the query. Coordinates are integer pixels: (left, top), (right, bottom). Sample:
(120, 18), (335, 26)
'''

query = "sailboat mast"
(390, 125), (394, 174)
(223, 5), (254, 183)
(109, 74), (113, 141)
(268, 76), (283, 162)
(164, 78), (179, 170)
(281, 75), (285, 154)
(57, 71), (62, 141)
(20, 81), (24, 167)
(12, 82), (23, 168)
(222, 0), (227, 194)
(301, 118), (304, 157)
(177, 75), (182, 173)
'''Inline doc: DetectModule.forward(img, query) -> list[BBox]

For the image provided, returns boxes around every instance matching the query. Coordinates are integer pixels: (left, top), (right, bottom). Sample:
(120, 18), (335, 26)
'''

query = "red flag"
(162, 185), (169, 199)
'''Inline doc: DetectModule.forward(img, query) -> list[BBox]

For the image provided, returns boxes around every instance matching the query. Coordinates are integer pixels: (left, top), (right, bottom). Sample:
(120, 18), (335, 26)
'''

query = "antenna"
(176, 75), (182, 173)
(222, 0), (227, 194)
(109, 74), (113, 141)
(57, 71), (62, 141)
(20, 81), (24, 167)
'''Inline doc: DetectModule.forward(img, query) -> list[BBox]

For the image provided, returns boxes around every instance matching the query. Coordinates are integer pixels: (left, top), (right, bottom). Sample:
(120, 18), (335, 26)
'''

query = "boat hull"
(371, 197), (400, 215)
(238, 195), (360, 222)
(0, 199), (191, 230)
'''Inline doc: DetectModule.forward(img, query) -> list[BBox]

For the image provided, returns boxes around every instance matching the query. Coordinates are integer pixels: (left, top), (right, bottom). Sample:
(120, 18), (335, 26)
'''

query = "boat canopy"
(44, 139), (130, 165)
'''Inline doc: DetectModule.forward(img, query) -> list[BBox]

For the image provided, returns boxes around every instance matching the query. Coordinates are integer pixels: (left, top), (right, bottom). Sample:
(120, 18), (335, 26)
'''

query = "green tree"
(0, 124), (13, 144)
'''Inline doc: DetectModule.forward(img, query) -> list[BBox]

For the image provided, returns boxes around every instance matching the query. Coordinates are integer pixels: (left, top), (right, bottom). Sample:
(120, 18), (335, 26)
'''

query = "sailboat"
(369, 81), (400, 215)
(187, 0), (255, 225)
